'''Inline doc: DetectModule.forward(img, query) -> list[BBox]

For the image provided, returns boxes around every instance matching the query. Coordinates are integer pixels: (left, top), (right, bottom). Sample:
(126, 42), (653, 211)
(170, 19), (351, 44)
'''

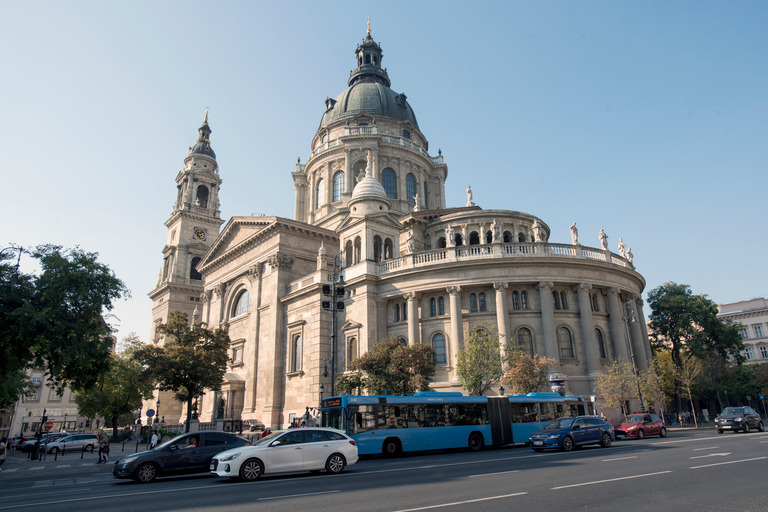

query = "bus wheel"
(382, 438), (401, 457)
(468, 432), (483, 452)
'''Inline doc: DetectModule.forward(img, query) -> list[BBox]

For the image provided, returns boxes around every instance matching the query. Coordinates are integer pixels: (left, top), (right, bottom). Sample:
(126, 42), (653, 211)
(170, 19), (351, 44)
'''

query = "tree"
(0, 245), (129, 407)
(456, 326), (505, 396)
(679, 353), (704, 427)
(647, 282), (744, 415)
(501, 345), (555, 394)
(595, 360), (639, 416)
(638, 358), (669, 414)
(134, 311), (230, 432)
(335, 338), (436, 396)
(75, 335), (156, 440)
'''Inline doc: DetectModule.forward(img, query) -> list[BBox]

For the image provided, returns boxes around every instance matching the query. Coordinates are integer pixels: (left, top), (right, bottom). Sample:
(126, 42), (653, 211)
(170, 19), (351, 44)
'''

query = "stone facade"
(718, 298), (768, 364)
(146, 28), (652, 428)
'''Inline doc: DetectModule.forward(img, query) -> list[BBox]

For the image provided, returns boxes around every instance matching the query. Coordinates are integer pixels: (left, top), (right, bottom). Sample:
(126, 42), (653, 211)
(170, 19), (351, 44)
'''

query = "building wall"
(718, 298), (768, 364)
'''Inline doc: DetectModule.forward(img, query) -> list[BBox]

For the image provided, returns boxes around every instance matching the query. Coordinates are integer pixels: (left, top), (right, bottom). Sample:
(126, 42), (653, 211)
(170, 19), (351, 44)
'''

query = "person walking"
(98, 435), (110, 463)
(0, 437), (7, 472)
(150, 430), (159, 449)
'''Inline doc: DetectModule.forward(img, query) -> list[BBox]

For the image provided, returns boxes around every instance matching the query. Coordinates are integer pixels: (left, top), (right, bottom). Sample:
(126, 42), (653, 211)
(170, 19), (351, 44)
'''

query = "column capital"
(403, 292), (419, 301)
(493, 282), (508, 291)
(536, 281), (554, 291)
(572, 282), (591, 293)
(446, 285), (461, 295)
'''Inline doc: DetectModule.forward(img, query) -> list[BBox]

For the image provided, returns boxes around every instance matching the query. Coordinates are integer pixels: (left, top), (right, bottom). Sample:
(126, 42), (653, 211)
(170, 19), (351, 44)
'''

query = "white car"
(210, 427), (358, 481)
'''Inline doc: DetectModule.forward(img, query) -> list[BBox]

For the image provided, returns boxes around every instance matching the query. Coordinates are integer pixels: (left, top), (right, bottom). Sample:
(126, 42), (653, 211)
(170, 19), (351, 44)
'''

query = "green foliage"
(0, 245), (129, 407)
(75, 335), (156, 440)
(501, 345), (555, 394)
(335, 338), (436, 396)
(457, 326), (505, 396)
(134, 311), (231, 430)
(648, 282), (745, 413)
(595, 360), (639, 416)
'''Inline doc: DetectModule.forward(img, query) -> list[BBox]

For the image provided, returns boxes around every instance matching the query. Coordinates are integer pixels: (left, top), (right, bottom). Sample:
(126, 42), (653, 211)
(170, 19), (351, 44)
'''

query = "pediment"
(200, 216), (275, 266)
(336, 212), (403, 233)
(341, 320), (363, 331)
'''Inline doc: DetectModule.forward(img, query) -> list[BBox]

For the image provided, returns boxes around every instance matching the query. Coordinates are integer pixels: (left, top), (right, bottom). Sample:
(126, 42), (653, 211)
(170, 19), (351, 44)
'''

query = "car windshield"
(250, 430), (283, 446)
(721, 408), (744, 416)
(155, 434), (194, 450)
(545, 418), (576, 429)
(625, 415), (644, 423)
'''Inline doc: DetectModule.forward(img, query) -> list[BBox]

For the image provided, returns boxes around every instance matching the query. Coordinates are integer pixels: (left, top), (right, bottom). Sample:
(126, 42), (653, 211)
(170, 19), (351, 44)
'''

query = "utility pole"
(321, 252), (345, 398)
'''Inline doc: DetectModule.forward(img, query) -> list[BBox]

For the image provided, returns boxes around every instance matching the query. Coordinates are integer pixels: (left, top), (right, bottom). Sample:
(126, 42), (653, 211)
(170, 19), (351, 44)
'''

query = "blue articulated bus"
(320, 392), (586, 456)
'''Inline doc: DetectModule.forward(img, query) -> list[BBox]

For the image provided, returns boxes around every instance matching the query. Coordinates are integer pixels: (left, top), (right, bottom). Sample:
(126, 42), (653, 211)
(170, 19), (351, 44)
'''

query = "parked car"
(210, 427), (358, 482)
(21, 432), (69, 452)
(113, 431), (249, 483)
(529, 416), (614, 452)
(613, 413), (667, 439)
(714, 407), (764, 434)
(46, 434), (100, 453)
(243, 420), (265, 432)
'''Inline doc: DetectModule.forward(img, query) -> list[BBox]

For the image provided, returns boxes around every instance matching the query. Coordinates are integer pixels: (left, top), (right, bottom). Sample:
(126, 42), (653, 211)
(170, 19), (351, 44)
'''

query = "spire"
(189, 108), (216, 159)
(349, 20), (390, 87)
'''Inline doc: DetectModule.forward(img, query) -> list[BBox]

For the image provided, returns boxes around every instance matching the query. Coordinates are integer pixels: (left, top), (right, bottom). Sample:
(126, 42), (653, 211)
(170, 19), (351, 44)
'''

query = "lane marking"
(551, 471), (672, 489)
(602, 456), (638, 462)
(690, 456), (767, 469)
(257, 490), (340, 501)
(693, 446), (720, 451)
(689, 453), (730, 459)
(391, 492), (528, 512)
(469, 470), (519, 478)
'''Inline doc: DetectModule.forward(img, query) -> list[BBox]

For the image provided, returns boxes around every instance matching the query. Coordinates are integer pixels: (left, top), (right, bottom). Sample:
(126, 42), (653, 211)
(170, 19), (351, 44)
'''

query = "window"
(739, 328), (749, 339)
(403, 129), (410, 139)
(432, 333), (447, 364)
(438, 297), (445, 315)
(332, 171), (345, 202)
(430, 298), (437, 317)
(469, 232), (480, 245)
(518, 328), (533, 355)
(596, 329), (607, 358)
(591, 293), (600, 312)
(347, 338), (357, 364)
(382, 168), (397, 199)
(560, 291), (568, 310)
(479, 293), (487, 312)
(755, 325), (764, 338)
(470, 293), (478, 313)
(553, 291), (560, 310)
(291, 335), (302, 372)
(395, 304), (401, 323)
(512, 291), (520, 310)
(745, 347), (754, 360)
(316, 178), (325, 208)
(423, 182), (429, 209)
(558, 327), (574, 359)
(398, 337), (407, 346)
(760, 346), (768, 359)
(402, 302), (408, 321)
(521, 291), (528, 309)
(406, 174), (417, 204)
(190, 257), (202, 280)
(233, 290), (251, 317)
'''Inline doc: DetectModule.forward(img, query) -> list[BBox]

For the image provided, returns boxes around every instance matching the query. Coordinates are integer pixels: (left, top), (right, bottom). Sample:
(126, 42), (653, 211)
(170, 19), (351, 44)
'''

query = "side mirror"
(270, 441), (282, 447)
(572, 424), (581, 429)
(169, 445), (177, 451)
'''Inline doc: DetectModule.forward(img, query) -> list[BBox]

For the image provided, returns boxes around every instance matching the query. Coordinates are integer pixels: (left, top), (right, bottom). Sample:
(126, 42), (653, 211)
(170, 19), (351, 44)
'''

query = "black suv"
(714, 406), (764, 434)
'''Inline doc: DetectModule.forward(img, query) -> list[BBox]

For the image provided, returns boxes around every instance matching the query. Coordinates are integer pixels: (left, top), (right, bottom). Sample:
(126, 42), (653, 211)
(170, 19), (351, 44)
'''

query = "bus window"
(349, 405), (379, 434)
(383, 405), (408, 428)
(453, 403), (488, 425)
(322, 408), (346, 431)
(540, 402), (555, 423)
(511, 403), (539, 423)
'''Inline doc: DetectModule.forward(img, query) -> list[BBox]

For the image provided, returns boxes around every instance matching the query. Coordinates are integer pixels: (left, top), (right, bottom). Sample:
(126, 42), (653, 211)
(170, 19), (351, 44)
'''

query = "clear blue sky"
(4, 1), (766, 345)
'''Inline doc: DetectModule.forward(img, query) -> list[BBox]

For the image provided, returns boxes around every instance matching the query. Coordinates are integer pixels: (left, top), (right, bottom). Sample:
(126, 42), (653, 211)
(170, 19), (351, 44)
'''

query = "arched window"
(470, 293), (478, 313)
(316, 178), (325, 208)
(518, 232), (526, 243)
(233, 290), (251, 317)
(595, 329), (607, 359)
(430, 298), (437, 317)
(291, 335), (302, 372)
(424, 234), (432, 250)
(560, 291), (568, 310)
(553, 291), (560, 310)
(437, 237), (446, 248)
(591, 293), (600, 312)
(503, 231), (512, 243)
(403, 129), (410, 139)
(512, 291), (520, 311)
(518, 328), (533, 356)
(558, 327), (574, 359)
(354, 236), (361, 264)
(438, 297), (445, 315)
(395, 304), (401, 323)
(486, 231), (493, 244)
(406, 173), (416, 203)
(423, 182), (429, 209)
(432, 333), (447, 364)
(382, 168), (397, 199)
(190, 257), (202, 280)
(347, 337), (358, 365)
(469, 232), (480, 245)
(373, 235), (383, 262)
(521, 291), (529, 309)
(479, 293), (487, 312)
(332, 171), (344, 202)
(455, 233), (463, 246)
(196, 185), (209, 208)
(398, 337), (407, 346)
(345, 240), (353, 267)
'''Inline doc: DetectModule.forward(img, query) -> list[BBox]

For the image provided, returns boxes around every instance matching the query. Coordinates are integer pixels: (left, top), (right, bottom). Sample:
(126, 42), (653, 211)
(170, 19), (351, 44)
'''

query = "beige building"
(146, 27), (652, 429)
(718, 298), (768, 364)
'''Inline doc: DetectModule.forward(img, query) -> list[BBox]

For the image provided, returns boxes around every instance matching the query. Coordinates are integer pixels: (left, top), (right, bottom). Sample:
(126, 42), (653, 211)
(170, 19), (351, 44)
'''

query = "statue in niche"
(598, 229), (608, 250)
(626, 247), (634, 264)
(491, 219), (500, 242)
(445, 225), (455, 247)
(618, 237), (626, 257)
(406, 232), (415, 254)
(570, 223), (579, 245)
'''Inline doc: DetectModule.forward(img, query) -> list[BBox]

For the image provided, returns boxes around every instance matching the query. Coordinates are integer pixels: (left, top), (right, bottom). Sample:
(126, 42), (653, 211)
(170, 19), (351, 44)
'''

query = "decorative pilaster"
(606, 288), (630, 363)
(536, 281), (559, 362)
(575, 283), (600, 381)
(405, 292), (420, 345)
(493, 282), (510, 355)
(446, 286), (462, 380)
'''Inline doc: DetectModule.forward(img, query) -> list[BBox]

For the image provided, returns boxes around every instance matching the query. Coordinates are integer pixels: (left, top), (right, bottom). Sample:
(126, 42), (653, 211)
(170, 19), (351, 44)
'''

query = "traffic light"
(322, 284), (332, 295)
(336, 301), (345, 310)
(336, 285), (345, 296)
(322, 301), (331, 309)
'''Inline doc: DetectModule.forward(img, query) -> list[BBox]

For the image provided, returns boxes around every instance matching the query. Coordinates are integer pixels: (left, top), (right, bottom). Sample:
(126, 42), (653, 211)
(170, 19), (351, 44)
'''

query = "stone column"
(405, 292), (420, 345)
(536, 281), (559, 362)
(634, 298), (653, 366)
(344, 149), (353, 194)
(575, 283), (600, 380)
(606, 288), (630, 362)
(371, 148), (379, 180)
(447, 286), (463, 380)
(494, 282), (510, 355)
(627, 296), (649, 371)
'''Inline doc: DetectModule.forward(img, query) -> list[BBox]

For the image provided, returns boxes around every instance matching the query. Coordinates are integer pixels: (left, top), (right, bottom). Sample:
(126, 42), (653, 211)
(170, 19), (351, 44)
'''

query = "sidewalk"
(1, 441), (151, 475)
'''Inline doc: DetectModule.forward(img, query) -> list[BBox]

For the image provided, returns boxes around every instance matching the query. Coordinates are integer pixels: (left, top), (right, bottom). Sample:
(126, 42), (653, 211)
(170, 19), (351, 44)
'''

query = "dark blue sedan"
(529, 416), (614, 452)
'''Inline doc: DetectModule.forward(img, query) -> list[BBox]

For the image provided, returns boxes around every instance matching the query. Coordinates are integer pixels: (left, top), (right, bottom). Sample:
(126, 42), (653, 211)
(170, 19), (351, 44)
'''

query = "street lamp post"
(155, 398), (161, 425)
(321, 252), (345, 398)
(1, 245), (24, 284)
(623, 300), (645, 413)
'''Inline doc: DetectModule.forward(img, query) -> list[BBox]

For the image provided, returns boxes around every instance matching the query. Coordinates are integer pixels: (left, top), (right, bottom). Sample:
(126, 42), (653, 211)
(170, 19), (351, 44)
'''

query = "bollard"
(54, 449), (58, 461)
(61, 444), (65, 457)
(135, 438), (139, 453)
(81, 445), (85, 459)
(122, 440), (125, 452)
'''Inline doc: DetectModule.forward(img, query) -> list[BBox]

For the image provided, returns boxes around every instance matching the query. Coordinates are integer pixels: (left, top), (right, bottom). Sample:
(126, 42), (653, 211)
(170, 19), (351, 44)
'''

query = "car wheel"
(637, 429), (645, 440)
(659, 427), (667, 438)
(743, 423), (750, 433)
(134, 463), (158, 483)
(717, 429), (723, 434)
(85, 444), (94, 452)
(532, 448), (543, 452)
(562, 436), (574, 452)
(50, 447), (59, 454)
(325, 454), (346, 474)
(239, 458), (264, 482)
(382, 438), (401, 457)
(600, 433), (612, 448)
(468, 432), (484, 452)
(758, 422), (764, 433)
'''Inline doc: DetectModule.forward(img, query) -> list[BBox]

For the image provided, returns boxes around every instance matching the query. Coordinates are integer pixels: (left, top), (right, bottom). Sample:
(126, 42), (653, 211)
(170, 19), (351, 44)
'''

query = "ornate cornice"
(268, 253), (295, 270)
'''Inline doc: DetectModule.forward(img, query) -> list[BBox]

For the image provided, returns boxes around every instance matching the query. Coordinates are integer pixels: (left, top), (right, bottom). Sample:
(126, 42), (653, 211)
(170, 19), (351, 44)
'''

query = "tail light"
(349, 440), (356, 446)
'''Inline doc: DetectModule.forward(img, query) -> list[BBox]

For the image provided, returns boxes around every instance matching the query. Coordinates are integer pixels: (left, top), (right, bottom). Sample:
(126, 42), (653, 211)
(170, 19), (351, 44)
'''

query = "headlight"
(219, 452), (240, 462)
(546, 434), (561, 439)
(119, 455), (139, 464)
(627, 425), (638, 430)
(736, 417), (744, 422)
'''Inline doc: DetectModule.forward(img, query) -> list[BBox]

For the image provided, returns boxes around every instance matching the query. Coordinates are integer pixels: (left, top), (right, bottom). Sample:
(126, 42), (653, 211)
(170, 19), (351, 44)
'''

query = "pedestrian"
(99, 435), (110, 463)
(0, 437), (7, 472)
(150, 430), (159, 449)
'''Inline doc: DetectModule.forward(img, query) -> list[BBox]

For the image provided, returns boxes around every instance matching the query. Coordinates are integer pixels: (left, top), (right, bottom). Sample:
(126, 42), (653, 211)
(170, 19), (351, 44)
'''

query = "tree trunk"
(111, 414), (119, 441)
(185, 395), (193, 433)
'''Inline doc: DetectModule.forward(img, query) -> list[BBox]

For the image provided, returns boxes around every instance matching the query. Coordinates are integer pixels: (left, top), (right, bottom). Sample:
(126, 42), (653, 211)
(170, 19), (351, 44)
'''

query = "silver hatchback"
(46, 434), (100, 453)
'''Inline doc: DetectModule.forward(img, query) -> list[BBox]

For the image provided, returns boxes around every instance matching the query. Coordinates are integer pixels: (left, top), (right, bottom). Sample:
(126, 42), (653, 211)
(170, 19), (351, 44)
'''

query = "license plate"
(534, 441), (543, 446)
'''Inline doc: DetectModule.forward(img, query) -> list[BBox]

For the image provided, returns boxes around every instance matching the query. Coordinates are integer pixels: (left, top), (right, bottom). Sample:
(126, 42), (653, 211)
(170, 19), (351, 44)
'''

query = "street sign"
(146, 409), (155, 417)
(45, 420), (53, 430)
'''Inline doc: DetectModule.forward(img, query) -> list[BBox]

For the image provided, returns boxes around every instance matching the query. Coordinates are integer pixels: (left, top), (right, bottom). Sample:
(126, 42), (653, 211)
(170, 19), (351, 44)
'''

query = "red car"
(613, 413), (666, 439)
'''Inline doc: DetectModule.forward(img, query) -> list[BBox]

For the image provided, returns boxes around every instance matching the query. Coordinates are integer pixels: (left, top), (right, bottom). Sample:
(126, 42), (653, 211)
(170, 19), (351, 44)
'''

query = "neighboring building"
(718, 297), (768, 364)
(146, 26), (651, 428)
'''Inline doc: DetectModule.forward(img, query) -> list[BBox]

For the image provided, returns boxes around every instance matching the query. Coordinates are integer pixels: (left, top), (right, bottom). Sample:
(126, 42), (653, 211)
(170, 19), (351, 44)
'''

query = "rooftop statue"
(598, 229), (608, 251)
(570, 222), (579, 245)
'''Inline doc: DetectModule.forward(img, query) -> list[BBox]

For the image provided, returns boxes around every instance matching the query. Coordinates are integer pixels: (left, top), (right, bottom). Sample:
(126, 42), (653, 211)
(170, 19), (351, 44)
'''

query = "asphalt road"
(1, 429), (766, 512)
